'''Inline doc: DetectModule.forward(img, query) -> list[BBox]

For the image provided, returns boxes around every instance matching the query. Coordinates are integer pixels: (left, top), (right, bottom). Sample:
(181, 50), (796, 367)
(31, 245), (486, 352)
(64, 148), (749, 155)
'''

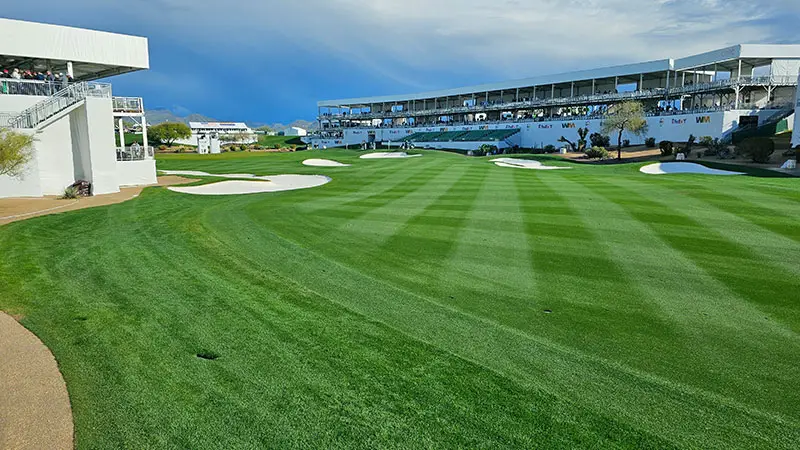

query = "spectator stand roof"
(0, 18), (149, 81)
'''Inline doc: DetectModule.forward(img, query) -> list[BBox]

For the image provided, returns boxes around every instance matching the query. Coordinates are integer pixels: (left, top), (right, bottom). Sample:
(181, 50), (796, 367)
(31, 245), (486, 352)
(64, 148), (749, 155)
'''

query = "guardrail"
(112, 97), (144, 114)
(116, 145), (154, 161)
(0, 79), (68, 97)
(319, 75), (799, 123)
(8, 82), (112, 129)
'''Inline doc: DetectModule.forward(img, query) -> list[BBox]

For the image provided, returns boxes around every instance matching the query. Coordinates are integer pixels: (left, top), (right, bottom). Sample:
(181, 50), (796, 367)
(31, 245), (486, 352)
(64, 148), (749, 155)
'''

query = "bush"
(273, 143), (281, 149)
(699, 136), (714, 146)
(736, 137), (775, 163)
(585, 146), (609, 159)
(645, 137), (656, 148)
(659, 140), (674, 156)
(61, 186), (79, 199)
(622, 139), (631, 148)
(590, 133), (610, 148)
(543, 144), (556, 153)
(705, 138), (726, 157)
(158, 144), (168, 151)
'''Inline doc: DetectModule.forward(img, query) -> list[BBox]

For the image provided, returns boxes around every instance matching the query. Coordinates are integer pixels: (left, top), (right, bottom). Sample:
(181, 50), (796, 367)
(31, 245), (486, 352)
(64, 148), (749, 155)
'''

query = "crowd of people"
(0, 67), (73, 95)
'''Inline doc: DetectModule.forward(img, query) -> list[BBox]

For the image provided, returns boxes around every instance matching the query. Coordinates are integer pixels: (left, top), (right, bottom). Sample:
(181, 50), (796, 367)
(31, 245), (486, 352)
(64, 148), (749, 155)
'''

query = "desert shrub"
(590, 133), (610, 148)
(158, 144), (168, 151)
(645, 137), (656, 148)
(254, 145), (263, 150)
(705, 138), (726, 157)
(585, 146), (609, 159)
(543, 144), (556, 153)
(699, 136), (714, 146)
(736, 137), (775, 163)
(659, 140), (674, 156)
(622, 139), (631, 148)
(62, 186), (79, 199)
(273, 143), (281, 149)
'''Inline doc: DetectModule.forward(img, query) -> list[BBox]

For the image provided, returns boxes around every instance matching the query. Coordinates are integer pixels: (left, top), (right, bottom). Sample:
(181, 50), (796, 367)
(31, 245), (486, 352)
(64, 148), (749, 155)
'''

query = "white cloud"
(5, 0), (800, 93)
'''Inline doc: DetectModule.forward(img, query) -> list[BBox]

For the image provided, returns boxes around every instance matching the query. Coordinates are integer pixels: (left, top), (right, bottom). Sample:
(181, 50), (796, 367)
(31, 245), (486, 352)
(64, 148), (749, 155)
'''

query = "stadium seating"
(399, 128), (520, 143)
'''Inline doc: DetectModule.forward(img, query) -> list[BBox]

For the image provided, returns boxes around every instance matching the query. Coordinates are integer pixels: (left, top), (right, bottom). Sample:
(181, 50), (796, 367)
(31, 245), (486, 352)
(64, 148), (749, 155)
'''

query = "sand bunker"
(360, 152), (422, 159)
(491, 158), (571, 170)
(640, 162), (743, 176)
(303, 159), (350, 167)
(162, 171), (331, 195)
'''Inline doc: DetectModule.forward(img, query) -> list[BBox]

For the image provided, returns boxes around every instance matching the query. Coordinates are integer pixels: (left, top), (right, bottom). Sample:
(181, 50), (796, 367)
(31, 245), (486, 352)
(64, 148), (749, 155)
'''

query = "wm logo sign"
(696, 116), (711, 124)
(562, 123), (576, 129)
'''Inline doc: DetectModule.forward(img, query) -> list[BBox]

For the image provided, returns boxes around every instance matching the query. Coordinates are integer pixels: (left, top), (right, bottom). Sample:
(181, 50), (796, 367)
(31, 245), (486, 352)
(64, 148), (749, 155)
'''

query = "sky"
(4, 1), (800, 124)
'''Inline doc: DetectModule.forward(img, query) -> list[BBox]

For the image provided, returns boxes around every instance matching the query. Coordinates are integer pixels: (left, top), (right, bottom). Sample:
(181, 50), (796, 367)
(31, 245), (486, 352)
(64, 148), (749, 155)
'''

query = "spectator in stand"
(46, 71), (56, 84)
(11, 68), (21, 79)
(60, 72), (69, 90)
(0, 69), (9, 79)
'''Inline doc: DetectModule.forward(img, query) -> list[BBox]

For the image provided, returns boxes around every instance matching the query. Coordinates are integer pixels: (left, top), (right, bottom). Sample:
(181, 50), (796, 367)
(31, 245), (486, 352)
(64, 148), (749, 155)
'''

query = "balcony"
(112, 97), (144, 115)
(319, 75), (798, 123)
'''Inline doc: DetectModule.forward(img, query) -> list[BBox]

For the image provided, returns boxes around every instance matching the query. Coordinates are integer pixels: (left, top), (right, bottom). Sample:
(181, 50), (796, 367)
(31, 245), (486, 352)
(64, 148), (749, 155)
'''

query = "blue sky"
(4, 1), (799, 124)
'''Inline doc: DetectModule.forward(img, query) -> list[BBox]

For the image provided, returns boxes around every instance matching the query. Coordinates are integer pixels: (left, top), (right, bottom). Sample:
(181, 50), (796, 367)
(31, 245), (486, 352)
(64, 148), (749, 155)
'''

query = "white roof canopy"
(0, 18), (149, 81)
(319, 44), (800, 108)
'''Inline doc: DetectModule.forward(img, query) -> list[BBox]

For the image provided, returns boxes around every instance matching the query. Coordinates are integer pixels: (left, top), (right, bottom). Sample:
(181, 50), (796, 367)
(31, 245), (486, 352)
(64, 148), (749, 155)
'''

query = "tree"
(256, 125), (274, 133)
(148, 122), (191, 147)
(558, 127), (589, 153)
(601, 101), (648, 160)
(0, 128), (35, 178)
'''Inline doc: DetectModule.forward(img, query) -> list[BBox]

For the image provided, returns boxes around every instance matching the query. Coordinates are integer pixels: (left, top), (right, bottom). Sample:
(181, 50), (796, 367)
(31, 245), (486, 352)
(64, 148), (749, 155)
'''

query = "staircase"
(8, 82), (111, 129)
(726, 108), (795, 144)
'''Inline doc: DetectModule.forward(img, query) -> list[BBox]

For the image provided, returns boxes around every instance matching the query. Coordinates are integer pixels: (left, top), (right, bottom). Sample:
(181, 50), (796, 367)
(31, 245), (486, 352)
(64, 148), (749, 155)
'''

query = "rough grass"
(1, 150), (799, 448)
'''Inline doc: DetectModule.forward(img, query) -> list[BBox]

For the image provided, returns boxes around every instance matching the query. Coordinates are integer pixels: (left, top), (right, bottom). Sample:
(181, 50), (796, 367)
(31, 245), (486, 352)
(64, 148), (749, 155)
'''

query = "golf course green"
(1, 150), (799, 448)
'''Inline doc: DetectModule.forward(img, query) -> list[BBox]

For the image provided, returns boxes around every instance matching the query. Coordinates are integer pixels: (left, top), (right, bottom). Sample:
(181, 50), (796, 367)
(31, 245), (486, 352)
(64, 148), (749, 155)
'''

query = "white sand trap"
(303, 158), (350, 167)
(168, 175), (330, 195)
(159, 170), (261, 179)
(491, 158), (571, 170)
(640, 162), (743, 176)
(360, 152), (422, 159)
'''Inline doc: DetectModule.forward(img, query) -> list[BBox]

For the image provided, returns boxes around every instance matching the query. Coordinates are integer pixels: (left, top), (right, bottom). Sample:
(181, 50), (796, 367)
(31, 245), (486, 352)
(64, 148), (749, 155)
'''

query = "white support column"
(118, 118), (125, 150)
(737, 59), (742, 81)
(66, 61), (74, 78)
(551, 84), (555, 99)
(792, 70), (800, 148)
(592, 79), (596, 95)
(638, 74), (642, 91)
(570, 82), (574, 97)
(141, 115), (149, 152)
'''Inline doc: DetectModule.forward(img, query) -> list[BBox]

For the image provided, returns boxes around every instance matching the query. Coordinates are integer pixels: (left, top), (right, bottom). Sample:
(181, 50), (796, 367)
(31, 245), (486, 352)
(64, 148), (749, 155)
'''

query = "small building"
(188, 122), (256, 144)
(283, 126), (307, 137)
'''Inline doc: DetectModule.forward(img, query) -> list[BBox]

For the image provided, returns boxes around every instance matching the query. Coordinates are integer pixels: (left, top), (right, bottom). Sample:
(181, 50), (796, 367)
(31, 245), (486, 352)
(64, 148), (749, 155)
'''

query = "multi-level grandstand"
(0, 18), (153, 198)
(310, 45), (800, 151)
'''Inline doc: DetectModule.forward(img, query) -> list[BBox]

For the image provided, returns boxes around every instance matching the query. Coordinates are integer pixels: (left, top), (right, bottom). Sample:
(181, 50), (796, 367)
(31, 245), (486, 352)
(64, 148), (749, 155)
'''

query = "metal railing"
(112, 97), (144, 114)
(7, 82), (112, 129)
(116, 145), (154, 161)
(319, 75), (799, 124)
(0, 78), (69, 97)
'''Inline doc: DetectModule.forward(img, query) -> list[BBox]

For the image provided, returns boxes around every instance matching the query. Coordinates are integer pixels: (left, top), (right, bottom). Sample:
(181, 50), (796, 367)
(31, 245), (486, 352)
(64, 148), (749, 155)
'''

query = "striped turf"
(0, 149), (798, 448)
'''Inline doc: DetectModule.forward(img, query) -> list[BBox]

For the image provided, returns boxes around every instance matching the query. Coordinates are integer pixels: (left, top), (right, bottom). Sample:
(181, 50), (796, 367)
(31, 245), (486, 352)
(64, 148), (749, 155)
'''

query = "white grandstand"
(0, 18), (153, 198)
(310, 45), (800, 152)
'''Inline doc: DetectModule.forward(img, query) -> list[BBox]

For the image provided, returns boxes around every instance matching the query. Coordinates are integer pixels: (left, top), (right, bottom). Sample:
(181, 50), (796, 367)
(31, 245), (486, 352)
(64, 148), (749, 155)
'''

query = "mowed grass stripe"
(202, 185), (799, 449)
(512, 170), (684, 362)
(563, 174), (800, 419)
(372, 164), (488, 294)
(432, 166), (536, 318)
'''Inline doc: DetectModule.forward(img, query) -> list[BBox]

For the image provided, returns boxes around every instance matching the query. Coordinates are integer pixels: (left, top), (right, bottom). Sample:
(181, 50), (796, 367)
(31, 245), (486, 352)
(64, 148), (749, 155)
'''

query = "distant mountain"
(144, 108), (217, 125)
(144, 108), (318, 131)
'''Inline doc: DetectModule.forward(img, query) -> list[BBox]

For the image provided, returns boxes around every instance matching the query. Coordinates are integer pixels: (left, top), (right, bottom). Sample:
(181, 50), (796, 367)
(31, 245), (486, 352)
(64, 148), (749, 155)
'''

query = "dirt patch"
(0, 312), (73, 450)
(0, 176), (196, 226)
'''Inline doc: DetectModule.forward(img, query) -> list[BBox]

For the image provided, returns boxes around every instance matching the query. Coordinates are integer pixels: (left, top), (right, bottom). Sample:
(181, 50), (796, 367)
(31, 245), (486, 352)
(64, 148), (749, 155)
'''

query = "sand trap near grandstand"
(360, 152), (422, 159)
(640, 162), (744, 175)
(303, 159), (351, 167)
(491, 158), (571, 170)
(160, 171), (331, 195)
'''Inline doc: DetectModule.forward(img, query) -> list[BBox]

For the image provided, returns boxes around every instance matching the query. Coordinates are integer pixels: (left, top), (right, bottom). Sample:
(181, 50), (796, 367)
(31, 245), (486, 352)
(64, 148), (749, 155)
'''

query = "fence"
(116, 145), (154, 161)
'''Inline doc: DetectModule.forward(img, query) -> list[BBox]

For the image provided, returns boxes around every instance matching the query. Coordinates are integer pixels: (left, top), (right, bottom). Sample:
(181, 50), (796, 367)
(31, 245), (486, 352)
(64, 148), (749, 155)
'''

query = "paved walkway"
(0, 313), (73, 449)
(0, 176), (195, 226)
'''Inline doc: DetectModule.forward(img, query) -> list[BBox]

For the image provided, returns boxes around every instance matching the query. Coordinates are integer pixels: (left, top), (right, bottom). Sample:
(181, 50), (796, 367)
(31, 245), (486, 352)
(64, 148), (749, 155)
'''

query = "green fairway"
(1, 150), (799, 448)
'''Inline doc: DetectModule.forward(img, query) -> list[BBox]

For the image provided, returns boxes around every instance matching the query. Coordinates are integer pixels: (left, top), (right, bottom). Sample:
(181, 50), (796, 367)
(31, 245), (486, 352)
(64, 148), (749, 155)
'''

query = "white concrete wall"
(117, 160), (156, 186)
(35, 117), (77, 195)
(793, 73), (800, 148)
(79, 98), (119, 195)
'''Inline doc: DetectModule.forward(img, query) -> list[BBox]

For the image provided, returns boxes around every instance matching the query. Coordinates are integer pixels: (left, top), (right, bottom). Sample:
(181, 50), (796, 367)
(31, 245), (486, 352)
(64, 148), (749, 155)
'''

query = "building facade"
(310, 45), (800, 151)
